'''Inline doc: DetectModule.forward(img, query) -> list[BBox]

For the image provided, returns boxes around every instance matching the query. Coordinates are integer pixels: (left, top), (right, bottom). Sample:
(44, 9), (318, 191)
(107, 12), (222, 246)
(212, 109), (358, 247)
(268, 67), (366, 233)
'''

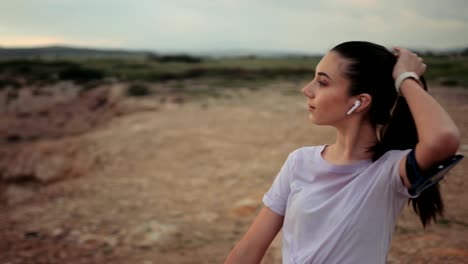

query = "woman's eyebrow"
(317, 72), (332, 80)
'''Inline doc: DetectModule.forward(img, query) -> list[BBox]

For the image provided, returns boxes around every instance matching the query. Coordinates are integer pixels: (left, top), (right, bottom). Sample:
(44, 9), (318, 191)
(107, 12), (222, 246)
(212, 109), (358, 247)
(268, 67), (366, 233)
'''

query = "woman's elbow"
(430, 128), (461, 157)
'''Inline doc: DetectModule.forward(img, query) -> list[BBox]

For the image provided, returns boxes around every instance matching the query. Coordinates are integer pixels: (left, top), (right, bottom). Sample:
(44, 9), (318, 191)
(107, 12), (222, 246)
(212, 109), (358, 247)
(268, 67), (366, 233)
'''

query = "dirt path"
(1, 84), (467, 263)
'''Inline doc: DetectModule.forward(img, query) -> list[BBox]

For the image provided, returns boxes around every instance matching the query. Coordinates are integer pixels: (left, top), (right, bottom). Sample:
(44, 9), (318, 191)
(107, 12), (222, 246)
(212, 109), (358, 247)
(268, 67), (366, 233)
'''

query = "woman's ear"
(356, 94), (372, 113)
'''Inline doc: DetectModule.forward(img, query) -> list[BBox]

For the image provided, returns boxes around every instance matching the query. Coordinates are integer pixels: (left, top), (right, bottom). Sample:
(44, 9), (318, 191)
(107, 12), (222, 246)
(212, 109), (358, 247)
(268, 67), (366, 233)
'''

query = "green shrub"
(0, 79), (21, 89)
(126, 83), (151, 96)
(147, 53), (202, 63)
(440, 78), (459, 86)
(59, 66), (104, 82)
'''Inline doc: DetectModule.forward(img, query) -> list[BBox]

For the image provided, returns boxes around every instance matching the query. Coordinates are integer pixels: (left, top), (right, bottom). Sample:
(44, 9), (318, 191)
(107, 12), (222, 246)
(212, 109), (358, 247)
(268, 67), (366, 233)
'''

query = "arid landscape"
(1, 81), (468, 264)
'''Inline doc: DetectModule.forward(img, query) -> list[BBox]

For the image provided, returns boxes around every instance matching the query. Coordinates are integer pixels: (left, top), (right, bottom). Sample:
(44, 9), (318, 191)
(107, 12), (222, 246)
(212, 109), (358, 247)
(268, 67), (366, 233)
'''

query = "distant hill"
(0, 46), (152, 60)
(0, 45), (466, 61)
(0, 46), (320, 60)
(188, 48), (319, 58)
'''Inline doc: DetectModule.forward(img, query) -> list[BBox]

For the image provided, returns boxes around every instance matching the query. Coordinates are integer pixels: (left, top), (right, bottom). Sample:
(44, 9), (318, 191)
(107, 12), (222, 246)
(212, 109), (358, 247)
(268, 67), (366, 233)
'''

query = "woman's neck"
(324, 121), (377, 164)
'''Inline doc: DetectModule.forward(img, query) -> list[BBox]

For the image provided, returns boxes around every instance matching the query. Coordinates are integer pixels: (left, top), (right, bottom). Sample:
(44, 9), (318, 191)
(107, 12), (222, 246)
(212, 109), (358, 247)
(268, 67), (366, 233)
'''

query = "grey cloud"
(1, 0), (467, 52)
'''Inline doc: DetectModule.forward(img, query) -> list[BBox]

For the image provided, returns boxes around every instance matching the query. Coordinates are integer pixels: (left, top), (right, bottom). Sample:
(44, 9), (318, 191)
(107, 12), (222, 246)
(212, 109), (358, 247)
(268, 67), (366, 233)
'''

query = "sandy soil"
(1, 82), (467, 264)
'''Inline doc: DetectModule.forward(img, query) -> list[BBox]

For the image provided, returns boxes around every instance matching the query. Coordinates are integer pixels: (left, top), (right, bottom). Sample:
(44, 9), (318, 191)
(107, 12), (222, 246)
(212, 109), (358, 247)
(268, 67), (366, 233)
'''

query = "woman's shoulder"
(381, 148), (411, 158)
(373, 148), (412, 166)
(290, 145), (325, 156)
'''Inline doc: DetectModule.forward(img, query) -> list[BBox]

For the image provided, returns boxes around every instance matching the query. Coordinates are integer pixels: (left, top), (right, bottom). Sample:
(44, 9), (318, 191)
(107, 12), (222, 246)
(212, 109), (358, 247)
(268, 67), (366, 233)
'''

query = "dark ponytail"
(373, 77), (443, 227)
(332, 41), (443, 227)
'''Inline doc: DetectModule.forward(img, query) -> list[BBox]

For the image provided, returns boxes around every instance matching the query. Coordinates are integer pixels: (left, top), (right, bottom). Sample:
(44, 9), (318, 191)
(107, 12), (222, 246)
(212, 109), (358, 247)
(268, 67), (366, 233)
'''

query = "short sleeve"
(262, 152), (295, 216)
(388, 149), (420, 199)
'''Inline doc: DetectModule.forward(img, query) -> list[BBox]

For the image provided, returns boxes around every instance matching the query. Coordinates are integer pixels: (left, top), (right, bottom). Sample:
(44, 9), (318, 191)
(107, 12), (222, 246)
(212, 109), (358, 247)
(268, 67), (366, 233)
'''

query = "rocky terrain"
(0, 82), (467, 263)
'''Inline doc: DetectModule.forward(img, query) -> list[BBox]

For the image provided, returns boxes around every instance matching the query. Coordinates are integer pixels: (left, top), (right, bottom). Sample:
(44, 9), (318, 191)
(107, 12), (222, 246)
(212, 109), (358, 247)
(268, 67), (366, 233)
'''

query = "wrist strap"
(395, 72), (419, 95)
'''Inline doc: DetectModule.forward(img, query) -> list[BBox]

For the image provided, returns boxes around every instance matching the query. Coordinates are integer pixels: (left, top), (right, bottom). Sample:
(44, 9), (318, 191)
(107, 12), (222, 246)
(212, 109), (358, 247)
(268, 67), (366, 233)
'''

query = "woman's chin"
(308, 114), (326, 125)
(308, 114), (318, 123)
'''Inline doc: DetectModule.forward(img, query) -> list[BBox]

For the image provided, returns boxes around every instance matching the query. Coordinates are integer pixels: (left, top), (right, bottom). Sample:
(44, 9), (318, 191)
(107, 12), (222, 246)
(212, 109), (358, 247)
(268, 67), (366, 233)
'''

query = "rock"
(58, 251), (67, 259)
(168, 95), (184, 104)
(230, 199), (260, 217)
(69, 229), (81, 238)
(1, 138), (94, 184)
(78, 233), (118, 247)
(52, 228), (65, 238)
(3, 185), (36, 205)
(34, 153), (68, 183)
(1, 147), (38, 181)
(24, 231), (42, 238)
(0, 84), (120, 145)
(127, 220), (179, 248)
(195, 211), (219, 223)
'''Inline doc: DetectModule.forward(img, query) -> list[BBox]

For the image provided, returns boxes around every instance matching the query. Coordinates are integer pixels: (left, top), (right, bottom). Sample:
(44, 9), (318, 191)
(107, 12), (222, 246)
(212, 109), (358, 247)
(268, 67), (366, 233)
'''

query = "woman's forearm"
(225, 207), (283, 264)
(225, 240), (265, 264)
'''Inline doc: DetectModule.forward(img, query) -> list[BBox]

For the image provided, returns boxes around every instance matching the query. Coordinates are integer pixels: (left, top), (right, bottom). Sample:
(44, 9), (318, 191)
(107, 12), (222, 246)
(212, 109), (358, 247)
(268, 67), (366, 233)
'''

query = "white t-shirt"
(263, 145), (418, 264)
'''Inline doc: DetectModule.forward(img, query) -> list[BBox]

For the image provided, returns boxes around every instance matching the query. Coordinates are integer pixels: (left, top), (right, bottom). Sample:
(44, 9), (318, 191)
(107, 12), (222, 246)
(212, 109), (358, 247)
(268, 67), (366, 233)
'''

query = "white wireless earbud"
(346, 100), (361, 115)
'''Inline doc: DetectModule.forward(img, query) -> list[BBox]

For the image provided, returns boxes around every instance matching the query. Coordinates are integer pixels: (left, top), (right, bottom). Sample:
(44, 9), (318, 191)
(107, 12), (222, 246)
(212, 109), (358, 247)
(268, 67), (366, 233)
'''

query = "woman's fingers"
(392, 47), (427, 78)
(419, 63), (427, 76)
(393, 46), (412, 55)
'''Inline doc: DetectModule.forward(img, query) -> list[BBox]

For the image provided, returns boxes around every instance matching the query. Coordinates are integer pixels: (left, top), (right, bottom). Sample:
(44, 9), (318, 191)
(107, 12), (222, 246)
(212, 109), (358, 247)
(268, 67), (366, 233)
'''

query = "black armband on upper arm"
(405, 149), (464, 196)
(405, 149), (422, 186)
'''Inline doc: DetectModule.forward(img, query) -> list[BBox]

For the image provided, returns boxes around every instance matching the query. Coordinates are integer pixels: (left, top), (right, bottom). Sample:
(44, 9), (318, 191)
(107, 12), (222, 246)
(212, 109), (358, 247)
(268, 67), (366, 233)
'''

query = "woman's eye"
(318, 81), (326, 87)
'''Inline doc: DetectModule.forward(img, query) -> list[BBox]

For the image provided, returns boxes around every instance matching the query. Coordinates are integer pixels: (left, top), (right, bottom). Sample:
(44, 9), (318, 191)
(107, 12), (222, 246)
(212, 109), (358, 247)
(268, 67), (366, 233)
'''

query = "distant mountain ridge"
(0, 46), (152, 60)
(0, 45), (466, 60)
(0, 46), (318, 60)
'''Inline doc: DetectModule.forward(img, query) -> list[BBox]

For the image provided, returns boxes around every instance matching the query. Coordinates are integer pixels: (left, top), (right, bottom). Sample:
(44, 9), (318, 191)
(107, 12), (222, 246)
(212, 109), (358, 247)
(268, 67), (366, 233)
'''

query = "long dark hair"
(331, 41), (442, 227)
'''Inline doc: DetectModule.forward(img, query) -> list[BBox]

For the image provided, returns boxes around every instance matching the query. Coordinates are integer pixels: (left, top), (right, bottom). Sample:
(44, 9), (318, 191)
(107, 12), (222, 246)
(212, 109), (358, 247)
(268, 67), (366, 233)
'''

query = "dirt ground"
(1, 82), (467, 264)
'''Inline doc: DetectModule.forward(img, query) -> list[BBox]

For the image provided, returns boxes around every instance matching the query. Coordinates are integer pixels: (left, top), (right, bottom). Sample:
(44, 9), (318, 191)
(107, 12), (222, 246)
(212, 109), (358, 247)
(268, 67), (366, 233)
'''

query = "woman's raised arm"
(393, 47), (461, 187)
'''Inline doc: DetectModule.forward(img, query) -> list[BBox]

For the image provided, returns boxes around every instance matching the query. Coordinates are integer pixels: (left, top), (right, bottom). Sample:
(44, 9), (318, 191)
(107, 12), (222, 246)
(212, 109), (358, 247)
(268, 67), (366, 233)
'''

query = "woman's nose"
(302, 82), (314, 98)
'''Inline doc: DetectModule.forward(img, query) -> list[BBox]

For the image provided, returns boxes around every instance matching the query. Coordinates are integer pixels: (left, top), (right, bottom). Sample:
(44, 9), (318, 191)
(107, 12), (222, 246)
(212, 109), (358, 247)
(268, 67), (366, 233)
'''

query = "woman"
(224, 41), (461, 264)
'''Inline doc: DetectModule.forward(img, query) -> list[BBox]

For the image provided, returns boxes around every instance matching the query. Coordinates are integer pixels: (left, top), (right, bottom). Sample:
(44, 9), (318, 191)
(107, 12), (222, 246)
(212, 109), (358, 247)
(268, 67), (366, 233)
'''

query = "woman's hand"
(392, 46), (427, 80)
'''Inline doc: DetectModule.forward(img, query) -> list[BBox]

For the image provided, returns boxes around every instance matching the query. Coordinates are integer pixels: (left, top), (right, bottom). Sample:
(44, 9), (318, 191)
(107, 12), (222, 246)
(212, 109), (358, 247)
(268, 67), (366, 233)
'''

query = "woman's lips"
(308, 105), (315, 111)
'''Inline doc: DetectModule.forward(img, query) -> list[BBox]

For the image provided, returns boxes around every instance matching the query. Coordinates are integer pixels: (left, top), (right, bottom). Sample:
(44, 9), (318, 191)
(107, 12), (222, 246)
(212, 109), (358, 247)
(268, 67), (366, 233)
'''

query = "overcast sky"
(1, 0), (468, 54)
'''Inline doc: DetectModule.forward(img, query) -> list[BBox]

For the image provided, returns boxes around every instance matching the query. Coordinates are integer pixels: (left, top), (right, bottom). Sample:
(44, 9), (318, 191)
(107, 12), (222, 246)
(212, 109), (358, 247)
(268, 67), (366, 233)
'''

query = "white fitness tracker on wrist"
(395, 72), (420, 95)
